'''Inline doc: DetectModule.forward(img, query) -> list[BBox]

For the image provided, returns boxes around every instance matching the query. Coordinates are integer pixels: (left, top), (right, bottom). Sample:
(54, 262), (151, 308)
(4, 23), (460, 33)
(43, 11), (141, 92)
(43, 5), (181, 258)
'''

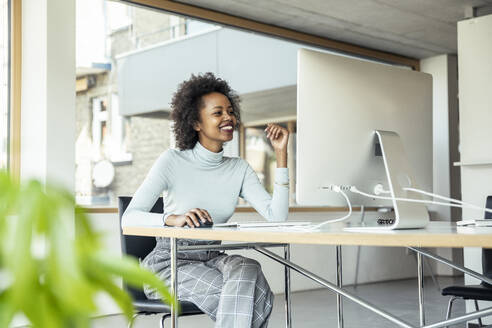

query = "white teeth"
(221, 126), (233, 130)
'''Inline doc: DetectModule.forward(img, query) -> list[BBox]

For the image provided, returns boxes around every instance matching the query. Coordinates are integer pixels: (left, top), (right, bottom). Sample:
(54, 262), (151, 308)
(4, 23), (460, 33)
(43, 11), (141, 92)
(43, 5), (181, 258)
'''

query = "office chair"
(441, 196), (492, 328)
(118, 196), (203, 328)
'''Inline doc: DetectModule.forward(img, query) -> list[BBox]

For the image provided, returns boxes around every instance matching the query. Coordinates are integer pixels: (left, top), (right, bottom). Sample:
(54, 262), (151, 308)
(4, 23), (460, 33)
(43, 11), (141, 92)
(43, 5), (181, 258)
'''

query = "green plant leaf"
(0, 292), (15, 328)
(0, 170), (176, 327)
(85, 268), (134, 320)
(88, 252), (178, 312)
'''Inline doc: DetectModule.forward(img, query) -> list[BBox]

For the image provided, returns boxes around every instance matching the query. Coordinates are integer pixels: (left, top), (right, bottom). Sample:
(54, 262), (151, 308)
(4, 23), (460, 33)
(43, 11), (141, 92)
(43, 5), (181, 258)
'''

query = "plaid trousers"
(143, 238), (274, 328)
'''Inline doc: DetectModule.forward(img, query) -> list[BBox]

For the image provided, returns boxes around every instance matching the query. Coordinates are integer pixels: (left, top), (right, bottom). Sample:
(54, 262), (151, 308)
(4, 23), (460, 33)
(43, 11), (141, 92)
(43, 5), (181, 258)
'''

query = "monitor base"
(374, 130), (429, 230)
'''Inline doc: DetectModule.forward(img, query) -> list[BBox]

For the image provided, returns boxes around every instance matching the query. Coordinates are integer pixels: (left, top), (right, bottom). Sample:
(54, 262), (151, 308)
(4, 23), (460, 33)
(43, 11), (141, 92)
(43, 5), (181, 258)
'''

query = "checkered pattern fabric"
(143, 238), (273, 327)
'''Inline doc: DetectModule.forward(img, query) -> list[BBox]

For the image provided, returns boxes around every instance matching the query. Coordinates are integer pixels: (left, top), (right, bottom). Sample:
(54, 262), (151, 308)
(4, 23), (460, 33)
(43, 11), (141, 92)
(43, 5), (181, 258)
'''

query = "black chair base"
(442, 285), (492, 302)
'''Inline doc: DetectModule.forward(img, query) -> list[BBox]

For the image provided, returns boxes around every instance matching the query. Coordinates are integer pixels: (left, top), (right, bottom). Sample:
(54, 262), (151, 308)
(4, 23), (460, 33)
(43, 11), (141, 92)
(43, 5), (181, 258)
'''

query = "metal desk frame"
(123, 223), (492, 328)
(167, 242), (492, 328)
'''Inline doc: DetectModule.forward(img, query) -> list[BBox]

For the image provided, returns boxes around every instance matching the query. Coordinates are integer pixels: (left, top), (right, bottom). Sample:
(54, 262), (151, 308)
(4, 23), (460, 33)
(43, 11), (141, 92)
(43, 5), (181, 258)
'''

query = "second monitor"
(296, 49), (433, 229)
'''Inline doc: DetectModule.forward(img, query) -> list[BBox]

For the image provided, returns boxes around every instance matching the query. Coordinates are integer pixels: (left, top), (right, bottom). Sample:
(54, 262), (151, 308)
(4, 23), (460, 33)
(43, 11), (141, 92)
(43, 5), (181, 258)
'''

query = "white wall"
(90, 210), (420, 316)
(420, 55), (460, 222)
(13, 1), (75, 326)
(458, 13), (492, 323)
(420, 55), (462, 276)
(20, 0), (75, 190)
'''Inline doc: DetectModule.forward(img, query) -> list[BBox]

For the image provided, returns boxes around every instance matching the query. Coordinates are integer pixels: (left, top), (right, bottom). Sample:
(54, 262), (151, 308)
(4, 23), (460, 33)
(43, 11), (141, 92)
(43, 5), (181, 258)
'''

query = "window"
(76, 0), (199, 206)
(75, 0), (384, 207)
(243, 121), (296, 205)
(75, 0), (304, 207)
(0, 0), (10, 170)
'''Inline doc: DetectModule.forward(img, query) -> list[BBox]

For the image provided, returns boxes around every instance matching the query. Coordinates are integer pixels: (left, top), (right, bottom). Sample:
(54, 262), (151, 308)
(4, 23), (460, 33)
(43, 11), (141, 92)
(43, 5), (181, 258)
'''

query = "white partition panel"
(458, 14), (492, 324)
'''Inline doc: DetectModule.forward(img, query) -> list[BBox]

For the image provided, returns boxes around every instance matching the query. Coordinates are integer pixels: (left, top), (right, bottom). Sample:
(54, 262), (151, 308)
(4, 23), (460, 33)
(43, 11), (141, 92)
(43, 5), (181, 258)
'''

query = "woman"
(122, 72), (290, 327)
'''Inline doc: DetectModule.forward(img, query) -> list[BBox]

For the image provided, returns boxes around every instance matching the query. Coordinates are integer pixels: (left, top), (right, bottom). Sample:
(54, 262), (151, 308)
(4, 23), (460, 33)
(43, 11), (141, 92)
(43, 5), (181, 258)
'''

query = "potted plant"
(0, 171), (176, 327)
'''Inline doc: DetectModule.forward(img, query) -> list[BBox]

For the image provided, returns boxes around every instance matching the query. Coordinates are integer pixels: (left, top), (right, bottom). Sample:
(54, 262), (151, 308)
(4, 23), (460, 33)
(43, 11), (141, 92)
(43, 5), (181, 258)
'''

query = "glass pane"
(75, 0), (373, 207)
(75, 0), (303, 207)
(0, 0), (9, 170)
(245, 124), (279, 194)
(76, 0), (215, 206)
(244, 122), (297, 205)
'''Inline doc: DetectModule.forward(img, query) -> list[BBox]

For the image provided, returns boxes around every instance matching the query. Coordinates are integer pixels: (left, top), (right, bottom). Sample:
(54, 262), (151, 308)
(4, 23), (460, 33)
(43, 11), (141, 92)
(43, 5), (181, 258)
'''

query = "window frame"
(8, 0), (21, 179)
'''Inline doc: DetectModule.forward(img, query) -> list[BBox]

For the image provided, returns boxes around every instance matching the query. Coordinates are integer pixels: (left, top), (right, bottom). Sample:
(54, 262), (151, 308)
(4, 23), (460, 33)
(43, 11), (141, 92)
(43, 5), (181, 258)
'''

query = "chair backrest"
(118, 196), (163, 301)
(482, 195), (492, 287)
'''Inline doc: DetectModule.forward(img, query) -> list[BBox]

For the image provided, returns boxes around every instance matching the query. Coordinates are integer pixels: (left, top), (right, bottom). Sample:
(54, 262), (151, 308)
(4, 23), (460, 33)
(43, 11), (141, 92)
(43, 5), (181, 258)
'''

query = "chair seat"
(134, 299), (203, 315)
(442, 285), (492, 301)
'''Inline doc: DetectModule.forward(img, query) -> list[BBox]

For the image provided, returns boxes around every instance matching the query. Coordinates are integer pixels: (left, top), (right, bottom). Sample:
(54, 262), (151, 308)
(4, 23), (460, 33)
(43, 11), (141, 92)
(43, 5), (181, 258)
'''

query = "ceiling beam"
(122, 0), (420, 70)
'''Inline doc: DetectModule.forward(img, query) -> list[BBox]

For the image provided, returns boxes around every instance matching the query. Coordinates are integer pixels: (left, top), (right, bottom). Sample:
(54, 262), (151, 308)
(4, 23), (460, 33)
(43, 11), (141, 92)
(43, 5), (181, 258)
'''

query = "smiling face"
(194, 92), (237, 152)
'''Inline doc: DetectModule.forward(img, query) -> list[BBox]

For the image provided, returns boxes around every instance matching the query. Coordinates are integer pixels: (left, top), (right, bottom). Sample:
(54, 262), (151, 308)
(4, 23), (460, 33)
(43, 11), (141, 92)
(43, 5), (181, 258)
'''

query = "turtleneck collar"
(192, 141), (224, 166)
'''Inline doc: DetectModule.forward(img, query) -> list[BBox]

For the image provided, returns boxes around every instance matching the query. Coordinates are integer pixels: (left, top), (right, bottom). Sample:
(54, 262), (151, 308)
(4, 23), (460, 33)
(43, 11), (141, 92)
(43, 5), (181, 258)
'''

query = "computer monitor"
(296, 49), (433, 229)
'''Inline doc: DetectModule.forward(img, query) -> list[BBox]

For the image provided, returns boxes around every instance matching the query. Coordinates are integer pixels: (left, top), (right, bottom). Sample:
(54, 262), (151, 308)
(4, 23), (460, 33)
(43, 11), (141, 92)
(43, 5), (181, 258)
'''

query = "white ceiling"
(176, 0), (492, 59)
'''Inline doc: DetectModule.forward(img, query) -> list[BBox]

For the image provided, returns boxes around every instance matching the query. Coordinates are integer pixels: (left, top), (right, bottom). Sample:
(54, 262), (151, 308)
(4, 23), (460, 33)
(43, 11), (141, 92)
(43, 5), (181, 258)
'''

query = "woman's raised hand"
(168, 208), (213, 228)
(265, 123), (289, 152)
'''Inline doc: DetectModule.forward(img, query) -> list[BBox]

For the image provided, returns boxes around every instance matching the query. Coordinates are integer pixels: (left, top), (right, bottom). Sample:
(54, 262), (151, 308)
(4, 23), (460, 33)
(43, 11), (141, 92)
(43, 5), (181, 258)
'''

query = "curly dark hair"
(170, 72), (241, 150)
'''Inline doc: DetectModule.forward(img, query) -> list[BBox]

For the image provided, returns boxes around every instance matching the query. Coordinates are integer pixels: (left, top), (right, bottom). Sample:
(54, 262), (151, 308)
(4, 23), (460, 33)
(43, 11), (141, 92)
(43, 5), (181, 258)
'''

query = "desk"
(123, 222), (492, 328)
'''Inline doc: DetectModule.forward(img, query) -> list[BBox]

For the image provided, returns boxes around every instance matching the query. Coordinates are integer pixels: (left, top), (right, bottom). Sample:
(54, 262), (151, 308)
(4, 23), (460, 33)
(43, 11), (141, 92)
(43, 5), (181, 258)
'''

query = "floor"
(92, 276), (469, 327)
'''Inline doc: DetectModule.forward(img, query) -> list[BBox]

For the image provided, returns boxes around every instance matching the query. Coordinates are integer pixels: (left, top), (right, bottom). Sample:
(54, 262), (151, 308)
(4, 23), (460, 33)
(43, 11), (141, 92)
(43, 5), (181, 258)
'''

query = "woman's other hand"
(265, 123), (289, 168)
(265, 123), (289, 152)
(166, 208), (213, 228)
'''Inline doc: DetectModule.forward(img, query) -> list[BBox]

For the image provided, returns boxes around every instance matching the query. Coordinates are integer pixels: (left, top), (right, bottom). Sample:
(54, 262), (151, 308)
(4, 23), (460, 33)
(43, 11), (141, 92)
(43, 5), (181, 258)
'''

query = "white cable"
(304, 188), (353, 231)
(350, 187), (486, 212)
(403, 187), (492, 214)
(289, 184), (491, 231)
(368, 185), (486, 210)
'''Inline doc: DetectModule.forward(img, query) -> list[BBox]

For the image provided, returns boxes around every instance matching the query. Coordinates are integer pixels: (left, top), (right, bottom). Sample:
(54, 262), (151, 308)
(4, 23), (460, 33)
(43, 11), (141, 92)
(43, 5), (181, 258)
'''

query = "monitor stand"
(344, 130), (429, 231)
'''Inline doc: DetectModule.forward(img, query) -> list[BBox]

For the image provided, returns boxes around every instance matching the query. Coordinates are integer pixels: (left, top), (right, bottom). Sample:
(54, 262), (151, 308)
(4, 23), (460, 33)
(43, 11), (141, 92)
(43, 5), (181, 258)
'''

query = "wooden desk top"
(123, 222), (492, 248)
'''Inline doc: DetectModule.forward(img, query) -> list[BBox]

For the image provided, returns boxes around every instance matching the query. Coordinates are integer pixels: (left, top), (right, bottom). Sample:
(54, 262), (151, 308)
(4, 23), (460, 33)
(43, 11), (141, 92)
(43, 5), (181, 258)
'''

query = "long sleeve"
(122, 152), (170, 227)
(239, 165), (289, 222)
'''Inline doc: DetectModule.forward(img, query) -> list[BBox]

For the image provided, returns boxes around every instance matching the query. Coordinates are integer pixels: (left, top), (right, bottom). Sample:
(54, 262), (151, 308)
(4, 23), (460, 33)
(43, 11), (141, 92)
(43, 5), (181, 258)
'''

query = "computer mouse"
(196, 220), (214, 228)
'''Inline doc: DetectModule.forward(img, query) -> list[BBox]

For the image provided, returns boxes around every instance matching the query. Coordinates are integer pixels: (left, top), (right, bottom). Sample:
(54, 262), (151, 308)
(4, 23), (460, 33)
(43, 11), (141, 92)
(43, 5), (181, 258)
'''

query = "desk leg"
(284, 244), (292, 328)
(417, 252), (425, 326)
(170, 237), (178, 328)
(336, 245), (344, 328)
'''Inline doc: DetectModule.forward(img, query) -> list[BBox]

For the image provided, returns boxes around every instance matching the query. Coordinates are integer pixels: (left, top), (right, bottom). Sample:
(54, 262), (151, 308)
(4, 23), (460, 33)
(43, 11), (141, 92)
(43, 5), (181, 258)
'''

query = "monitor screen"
(296, 49), (432, 208)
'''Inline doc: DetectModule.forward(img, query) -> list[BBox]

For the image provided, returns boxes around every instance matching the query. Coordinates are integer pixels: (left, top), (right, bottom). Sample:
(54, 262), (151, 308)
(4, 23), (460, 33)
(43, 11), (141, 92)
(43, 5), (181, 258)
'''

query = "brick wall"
(110, 116), (170, 198)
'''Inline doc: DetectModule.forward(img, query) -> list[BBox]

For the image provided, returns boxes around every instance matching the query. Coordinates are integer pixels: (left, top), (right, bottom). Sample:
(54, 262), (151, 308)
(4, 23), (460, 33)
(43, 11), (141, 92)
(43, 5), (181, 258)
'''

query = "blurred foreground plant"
(0, 171), (176, 327)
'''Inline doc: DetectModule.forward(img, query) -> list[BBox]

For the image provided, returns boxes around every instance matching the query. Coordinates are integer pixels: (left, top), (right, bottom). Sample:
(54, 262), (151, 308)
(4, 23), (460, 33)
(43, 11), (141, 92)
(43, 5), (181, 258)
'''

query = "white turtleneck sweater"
(122, 142), (289, 227)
